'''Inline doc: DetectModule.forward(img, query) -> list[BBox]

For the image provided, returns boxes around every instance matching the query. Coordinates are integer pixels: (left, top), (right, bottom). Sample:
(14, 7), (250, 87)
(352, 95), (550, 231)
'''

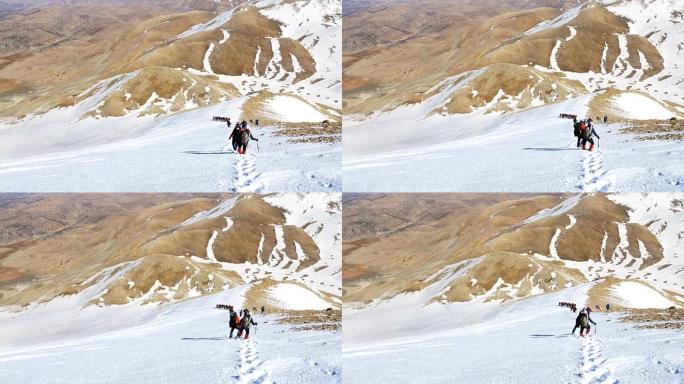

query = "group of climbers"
(224, 118), (259, 155)
(226, 305), (259, 340)
(228, 120), (259, 155)
(571, 307), (597, 337)
(572, 117), (600, 151)
(564, 303), (613, 337)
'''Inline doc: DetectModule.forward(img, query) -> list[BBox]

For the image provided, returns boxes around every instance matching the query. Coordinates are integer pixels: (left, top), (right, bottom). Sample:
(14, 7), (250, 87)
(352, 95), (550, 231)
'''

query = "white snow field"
(0, 286), (341, 384)
(267, 283), (331, 310)
(344, 0), (684, 193)
(344, 96), (684, 192)
(343, 283), (684, 384)
(0, 98), (340, 192)
(0, 0), (341, 192)
(611, 93), (674, 120)
(610, 281), (675, 309)
(264, 95), (330, 123)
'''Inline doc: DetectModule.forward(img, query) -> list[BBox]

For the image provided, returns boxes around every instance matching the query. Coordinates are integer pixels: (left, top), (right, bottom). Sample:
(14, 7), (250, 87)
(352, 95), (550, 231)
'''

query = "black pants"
(582, 137), (594, 147)
(243, 327), (251, 338)
(576, 136), (582, 148)
(232, 140), (239, 151)
(229, 326), (238, 338)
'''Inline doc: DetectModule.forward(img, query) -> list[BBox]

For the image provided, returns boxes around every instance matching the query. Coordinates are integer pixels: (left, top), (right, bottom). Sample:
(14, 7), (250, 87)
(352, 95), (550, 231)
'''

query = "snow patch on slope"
(610, 281), (675, 309)
(268, 283), (331, 310)
(264, 95), (329, 122)
(611, 92), (674, 120)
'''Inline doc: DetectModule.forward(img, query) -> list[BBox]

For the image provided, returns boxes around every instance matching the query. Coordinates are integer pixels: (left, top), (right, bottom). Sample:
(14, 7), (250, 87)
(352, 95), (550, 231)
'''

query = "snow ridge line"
(234, 339), (273, 384)
(578, 336), (619, 384)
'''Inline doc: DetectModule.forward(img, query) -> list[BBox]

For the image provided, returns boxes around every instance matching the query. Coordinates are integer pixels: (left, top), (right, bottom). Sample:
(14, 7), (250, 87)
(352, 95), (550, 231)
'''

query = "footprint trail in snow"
(580, 150), (611, 192)
(225, 153), (263, 192)
(578, 336), (619, 384)
(233, 339), (273, 384)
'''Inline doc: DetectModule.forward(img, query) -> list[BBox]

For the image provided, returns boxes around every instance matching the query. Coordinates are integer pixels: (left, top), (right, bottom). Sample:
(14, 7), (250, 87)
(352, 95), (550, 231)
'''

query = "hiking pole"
(257, 141), (260, 153)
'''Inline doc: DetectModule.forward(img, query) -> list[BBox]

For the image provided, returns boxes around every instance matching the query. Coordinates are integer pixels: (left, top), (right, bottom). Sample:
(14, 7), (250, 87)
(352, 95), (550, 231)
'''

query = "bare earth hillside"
(344, 193), (684, 307)
(0, 193), (342, 311)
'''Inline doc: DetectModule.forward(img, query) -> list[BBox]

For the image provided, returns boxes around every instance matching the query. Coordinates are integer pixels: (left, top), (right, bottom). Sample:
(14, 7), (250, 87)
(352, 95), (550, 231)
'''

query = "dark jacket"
(229, 127), (241, 142)
(575, 311), (596, 327)
(229, 310), (238, 328)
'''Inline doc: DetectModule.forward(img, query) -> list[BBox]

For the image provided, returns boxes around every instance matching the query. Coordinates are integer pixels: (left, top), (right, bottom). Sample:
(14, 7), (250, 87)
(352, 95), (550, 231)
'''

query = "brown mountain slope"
(343, 1), (666, 115)
(0, 193), (330, 308)
(343, 193), (666, 304)
(0, 1), (328, 119)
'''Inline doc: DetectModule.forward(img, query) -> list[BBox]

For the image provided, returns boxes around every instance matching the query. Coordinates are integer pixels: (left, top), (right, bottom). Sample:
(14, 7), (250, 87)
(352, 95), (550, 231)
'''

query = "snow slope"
(0, 98), (340, 192)
(0, 0), (341, 192)
(264, 95), (330, 122)
(0, 286), (340, 384)
(611, 92), (674, 120)
(268, 283), (331, 310)
(344, 283), (684, 384)
(343, 0), (684, 193)
(344, 96), (684, 192)
(610, 281), (674, 309)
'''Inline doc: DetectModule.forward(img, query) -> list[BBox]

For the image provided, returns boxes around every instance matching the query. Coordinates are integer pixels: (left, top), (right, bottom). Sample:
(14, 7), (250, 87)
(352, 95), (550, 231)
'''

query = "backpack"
(579, 313), (589, 327)
(233, 314), (240, 326)
(573, 122), (581, 137)
(583, 124), (593, 139)
(241, 129), (251, 145)
(241, 314), (251, 328)
(579, 121), (586, 133)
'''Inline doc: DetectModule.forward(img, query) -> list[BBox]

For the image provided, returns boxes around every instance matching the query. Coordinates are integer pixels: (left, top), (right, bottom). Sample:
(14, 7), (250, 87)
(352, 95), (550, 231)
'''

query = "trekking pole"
(257, 141), (260, 153)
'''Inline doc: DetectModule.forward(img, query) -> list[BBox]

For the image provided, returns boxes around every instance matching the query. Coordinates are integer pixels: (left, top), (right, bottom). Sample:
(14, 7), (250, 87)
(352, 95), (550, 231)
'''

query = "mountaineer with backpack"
(573, 118), (582, 148)
(572, 307), (596, 337)
(228, 120), (241, 152)
(581, 118), (600, 151)
(237, 121), (259, 155)
(228, 305), (240, 338)
(237, 309), (258, 339)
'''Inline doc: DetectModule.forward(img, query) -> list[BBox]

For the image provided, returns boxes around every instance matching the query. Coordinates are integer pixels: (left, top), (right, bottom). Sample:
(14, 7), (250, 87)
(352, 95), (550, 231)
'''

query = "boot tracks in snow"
(578, 335), (619, 384)
(231, 339), (273, 384)
(223, 153), (263, 192)
(580, 150), (611, 192)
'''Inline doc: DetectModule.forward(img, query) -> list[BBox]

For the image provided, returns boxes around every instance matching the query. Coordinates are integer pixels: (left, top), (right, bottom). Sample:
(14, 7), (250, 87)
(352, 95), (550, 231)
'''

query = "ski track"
(233, 339), (273, 384)
(580, 150), (610, 192)
(579, 336), (619, 384)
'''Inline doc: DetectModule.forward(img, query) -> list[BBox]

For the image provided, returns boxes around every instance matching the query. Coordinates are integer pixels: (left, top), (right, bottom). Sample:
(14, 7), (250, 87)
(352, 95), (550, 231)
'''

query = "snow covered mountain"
(344, 193), (684, 308)
(2, 0), (340, 121)
(0, 193), (342, 384)
(0, 0), (342, 192)
(345, 0), (682, 117)
(343, 192), (684, 383)
(0, 193), (341, 311)
(344, 0), (684, 192)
